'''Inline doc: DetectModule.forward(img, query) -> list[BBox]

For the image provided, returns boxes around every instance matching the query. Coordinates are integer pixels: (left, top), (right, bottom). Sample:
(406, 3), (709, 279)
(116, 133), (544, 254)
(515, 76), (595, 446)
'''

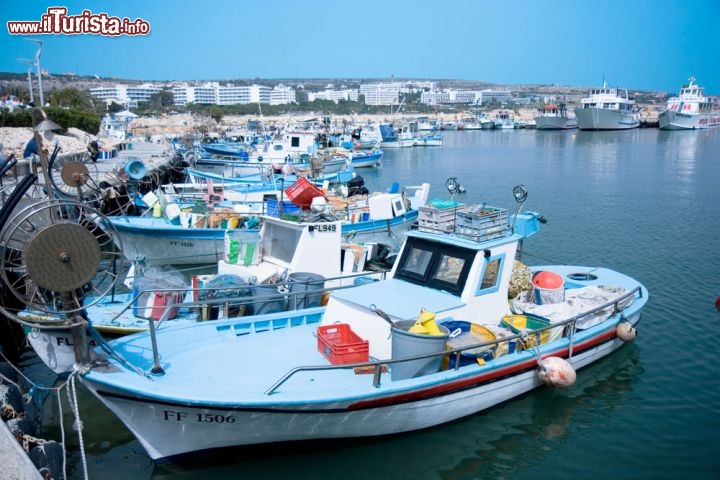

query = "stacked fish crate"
(418, 202), (511, 241)
(455, 205), (510, 241)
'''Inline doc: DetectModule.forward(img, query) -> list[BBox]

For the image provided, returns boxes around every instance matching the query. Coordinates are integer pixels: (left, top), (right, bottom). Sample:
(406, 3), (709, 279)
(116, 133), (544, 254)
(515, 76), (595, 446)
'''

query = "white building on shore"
(171, 83), (275, 106)
(90, 83), (162, 108)
(307, 88), (359, 103)
(420, 88), (513, 106)
(269, 85), (297, 105)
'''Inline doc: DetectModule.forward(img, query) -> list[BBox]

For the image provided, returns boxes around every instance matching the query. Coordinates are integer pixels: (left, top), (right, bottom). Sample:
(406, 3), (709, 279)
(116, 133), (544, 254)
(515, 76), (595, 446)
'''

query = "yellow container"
(417, 309), (442, 335)
(409, 322), (430, 334)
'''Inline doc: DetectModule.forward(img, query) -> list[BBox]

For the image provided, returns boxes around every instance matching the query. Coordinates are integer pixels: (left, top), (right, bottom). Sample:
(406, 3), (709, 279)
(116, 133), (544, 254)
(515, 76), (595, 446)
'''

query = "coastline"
(1, 106), (661, 160)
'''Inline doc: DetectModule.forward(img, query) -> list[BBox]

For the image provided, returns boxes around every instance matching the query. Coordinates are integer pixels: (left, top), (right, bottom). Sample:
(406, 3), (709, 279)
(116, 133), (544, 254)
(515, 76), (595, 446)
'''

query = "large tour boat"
(574, 82), (640, 130)
(658, 77), (720, 130)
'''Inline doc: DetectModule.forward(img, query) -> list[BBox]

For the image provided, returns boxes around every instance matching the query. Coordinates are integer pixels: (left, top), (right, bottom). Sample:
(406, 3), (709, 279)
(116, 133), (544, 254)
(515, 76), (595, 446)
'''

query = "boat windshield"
(395, 237), (475, 296)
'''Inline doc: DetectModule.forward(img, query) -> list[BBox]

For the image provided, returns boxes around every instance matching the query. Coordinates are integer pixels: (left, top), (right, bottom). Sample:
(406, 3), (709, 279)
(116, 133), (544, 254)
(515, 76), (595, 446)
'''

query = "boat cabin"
(218, 216), (378, 286)
(320, 210), (541, 359)
(537, 104), (570, 118)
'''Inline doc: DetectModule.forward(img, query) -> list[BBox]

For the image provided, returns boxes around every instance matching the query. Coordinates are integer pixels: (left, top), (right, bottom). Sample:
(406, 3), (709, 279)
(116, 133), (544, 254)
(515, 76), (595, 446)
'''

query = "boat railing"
(129, 270), (389, 373)
(263, 285), (644, 394)
(121, 268), (387, 326)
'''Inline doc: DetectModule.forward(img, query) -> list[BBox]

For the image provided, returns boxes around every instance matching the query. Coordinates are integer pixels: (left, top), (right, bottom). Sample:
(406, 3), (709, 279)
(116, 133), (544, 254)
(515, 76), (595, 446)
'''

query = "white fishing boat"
(459, 116), (483, 130)
(574, 82), (640, 130)
(20, 215), (398, 375)
(477, 112), (494, 130)
(379, 123), (415, 149)
(534, 104), (578, 130)
(416, 117), (436, 131)
(414, 133), (443, 147)
(658, 77), (720, 130)
(440, 120), (459, 130)
(76, 184), (648, 462)
(106, 179), (427, 265)
(493, 110), (515, 129)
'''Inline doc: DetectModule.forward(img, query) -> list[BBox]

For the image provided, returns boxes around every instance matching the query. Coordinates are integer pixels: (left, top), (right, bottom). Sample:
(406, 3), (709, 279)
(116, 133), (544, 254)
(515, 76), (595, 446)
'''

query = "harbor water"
(20, 127), (720, 479)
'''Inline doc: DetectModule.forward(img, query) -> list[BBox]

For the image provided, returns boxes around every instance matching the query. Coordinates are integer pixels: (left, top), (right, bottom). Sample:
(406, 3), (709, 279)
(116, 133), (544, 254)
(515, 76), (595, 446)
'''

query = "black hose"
(0, 156), (17, 177)
(0, 173), (38, 231)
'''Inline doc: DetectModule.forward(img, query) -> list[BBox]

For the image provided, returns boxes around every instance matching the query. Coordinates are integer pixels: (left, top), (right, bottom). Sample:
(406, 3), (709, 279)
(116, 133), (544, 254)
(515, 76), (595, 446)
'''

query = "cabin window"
(403, 246), (434, 276)
(432, 254), (466, 284)
(291, 136), (300, 148)
(475, 254), (505, 296)
(395, 237), (475, 296)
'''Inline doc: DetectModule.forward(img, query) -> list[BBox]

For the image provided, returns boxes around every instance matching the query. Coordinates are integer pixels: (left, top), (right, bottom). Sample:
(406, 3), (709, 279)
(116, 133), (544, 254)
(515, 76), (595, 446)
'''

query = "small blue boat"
(108, 181), (429, 265)
(349, 148), (383, 168)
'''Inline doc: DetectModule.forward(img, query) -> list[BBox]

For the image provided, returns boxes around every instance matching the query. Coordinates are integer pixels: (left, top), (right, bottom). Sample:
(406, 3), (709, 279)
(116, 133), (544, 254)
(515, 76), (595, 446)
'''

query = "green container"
(192, 199), (208, 213)
(501, 313), (551, 345)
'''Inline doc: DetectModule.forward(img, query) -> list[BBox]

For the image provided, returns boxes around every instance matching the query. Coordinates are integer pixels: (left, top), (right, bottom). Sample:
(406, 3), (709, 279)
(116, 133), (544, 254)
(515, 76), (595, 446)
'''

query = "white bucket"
(532, 271), (565, 305)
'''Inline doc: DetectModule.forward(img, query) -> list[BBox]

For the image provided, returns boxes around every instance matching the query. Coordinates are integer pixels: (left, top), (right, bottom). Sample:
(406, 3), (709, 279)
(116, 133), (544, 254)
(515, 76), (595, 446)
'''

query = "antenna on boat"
(511, 184), (529, 259)
(511, 184), (528, 230)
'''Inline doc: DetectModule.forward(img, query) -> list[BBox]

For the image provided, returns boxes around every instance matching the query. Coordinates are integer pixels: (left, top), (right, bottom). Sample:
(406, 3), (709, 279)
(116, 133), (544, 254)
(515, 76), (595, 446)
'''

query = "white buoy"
(616, 321), (637, 341)
(537, 356), (576, 388)
(310, 196), (328, 213)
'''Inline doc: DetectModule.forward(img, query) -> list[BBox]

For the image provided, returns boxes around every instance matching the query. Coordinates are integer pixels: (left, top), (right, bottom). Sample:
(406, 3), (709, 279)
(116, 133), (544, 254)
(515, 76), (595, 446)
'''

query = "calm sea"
(23, 127), (720, 479)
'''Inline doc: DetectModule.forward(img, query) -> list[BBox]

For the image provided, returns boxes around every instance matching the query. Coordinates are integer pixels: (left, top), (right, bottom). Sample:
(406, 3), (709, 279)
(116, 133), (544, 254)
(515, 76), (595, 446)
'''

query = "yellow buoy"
(408, 322), (430, 334)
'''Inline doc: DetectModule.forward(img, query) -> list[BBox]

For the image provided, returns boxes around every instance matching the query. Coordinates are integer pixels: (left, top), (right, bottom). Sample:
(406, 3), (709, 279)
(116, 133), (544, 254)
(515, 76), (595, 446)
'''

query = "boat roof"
(333, 278), (464, 320)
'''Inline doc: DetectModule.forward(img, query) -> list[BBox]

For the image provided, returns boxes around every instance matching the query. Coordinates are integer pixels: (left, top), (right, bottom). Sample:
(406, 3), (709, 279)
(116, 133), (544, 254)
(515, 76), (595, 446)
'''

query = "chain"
(20, 433), (48, 452)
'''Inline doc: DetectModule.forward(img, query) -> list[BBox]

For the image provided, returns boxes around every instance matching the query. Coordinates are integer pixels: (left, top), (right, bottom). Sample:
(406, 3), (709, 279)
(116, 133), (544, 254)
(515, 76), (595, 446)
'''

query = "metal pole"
(28, 40), (44, 106)
(18, 59), (34, 104)
(27, 67), (34, 104)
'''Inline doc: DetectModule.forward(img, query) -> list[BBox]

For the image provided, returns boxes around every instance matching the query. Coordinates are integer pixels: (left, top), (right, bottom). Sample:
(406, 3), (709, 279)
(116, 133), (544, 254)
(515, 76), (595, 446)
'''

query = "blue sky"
(2, 0), (719, 94)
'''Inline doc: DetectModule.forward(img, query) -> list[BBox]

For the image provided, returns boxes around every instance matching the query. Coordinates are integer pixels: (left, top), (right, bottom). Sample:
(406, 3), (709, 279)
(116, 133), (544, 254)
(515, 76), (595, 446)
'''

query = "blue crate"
(265, 198), (301, 217)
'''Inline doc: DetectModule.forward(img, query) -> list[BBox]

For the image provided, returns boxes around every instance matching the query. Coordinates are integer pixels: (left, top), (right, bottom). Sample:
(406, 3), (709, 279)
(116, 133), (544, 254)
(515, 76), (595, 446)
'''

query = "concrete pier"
(0, 140), (178, 480)
(0, 413), (43, 480)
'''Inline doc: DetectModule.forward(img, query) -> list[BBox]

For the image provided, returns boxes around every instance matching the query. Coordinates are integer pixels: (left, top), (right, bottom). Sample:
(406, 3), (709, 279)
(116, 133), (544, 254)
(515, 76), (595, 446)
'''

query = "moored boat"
(77, 184), (648, 462)
(493, 110), (516, 129)
(348, 148), (383, 168)
(414, 133), (443, 146)
(107, 179), (426, 265)
(379, 123), (415, 149)
(534, 104), (578, 130)
(658, 77), (720, 130)
(574, 82), (640, 130)
(478, 112), (494, 129)
(20, 214), (399, 374)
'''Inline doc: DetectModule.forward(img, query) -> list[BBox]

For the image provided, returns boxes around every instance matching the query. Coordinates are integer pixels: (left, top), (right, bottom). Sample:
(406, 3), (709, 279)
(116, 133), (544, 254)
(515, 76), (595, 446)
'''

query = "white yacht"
(658, 77), (720, 130)
(574, 82), (640, 130)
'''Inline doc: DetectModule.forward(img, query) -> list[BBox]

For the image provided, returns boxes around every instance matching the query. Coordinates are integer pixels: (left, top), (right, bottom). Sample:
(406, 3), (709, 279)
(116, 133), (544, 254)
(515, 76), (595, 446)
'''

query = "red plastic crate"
(285, 177), (327, 209)
(317, 324), (369, 365)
